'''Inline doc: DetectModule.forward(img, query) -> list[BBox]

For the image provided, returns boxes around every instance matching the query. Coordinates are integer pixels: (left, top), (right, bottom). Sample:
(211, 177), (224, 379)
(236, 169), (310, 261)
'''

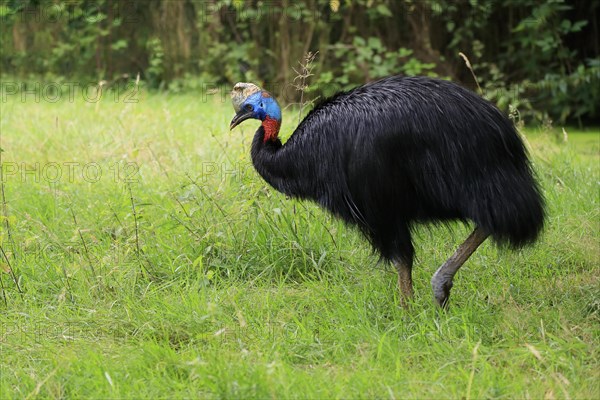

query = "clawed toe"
(435, 286), (451, 309)
(432, 277), (452, 308)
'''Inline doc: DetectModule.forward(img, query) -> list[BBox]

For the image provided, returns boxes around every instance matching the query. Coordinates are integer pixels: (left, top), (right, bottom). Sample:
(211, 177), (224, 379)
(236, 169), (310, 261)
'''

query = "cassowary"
(229, 76), (545, 307)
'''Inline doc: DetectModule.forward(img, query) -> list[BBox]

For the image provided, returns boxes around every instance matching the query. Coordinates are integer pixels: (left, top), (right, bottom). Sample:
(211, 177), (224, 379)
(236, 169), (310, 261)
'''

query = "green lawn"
(1, 92), (598, 398)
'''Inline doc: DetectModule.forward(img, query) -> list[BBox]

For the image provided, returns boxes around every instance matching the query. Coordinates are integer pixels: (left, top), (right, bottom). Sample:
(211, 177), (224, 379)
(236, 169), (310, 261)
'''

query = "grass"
(0, 91), (598, 398)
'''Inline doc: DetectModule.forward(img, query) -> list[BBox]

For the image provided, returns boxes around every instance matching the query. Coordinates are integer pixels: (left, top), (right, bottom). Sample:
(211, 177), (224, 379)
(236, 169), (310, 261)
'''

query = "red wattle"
(262, 116), (281, 143)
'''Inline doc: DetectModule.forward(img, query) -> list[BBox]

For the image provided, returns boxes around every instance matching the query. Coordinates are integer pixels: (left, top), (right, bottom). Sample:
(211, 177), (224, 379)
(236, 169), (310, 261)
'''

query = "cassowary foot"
(431, 273), (453, 308)
(431, 227), (489, 308)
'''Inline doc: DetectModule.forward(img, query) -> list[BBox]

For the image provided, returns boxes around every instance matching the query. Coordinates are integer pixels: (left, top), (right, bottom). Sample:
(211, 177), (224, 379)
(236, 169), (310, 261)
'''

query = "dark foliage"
(1, 0), (598, 123)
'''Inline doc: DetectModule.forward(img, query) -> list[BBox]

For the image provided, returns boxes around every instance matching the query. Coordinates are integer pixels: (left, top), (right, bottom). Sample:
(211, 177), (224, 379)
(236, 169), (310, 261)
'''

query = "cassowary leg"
(393, 257), (414, 307)
(431, 227), (489, 308)
(392, 227), (415, 307)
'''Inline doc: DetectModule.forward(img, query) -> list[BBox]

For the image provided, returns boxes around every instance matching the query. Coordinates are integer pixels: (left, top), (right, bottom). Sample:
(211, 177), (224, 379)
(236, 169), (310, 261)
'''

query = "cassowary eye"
(245, 104), (253, 112)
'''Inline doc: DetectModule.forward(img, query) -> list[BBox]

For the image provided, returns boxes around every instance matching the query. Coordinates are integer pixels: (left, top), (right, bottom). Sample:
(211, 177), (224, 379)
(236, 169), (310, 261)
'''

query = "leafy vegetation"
(1, 0), (598, 123)
(0, 94), (598, 398)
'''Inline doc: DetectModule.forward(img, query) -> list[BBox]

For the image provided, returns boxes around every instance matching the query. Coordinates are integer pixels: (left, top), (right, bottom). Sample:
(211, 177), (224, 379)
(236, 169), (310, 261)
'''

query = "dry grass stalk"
(293, 51), (319, 124)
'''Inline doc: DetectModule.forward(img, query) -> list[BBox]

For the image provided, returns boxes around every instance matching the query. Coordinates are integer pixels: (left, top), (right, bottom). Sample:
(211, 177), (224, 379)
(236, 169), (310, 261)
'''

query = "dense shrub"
(0, 0), (597, 123)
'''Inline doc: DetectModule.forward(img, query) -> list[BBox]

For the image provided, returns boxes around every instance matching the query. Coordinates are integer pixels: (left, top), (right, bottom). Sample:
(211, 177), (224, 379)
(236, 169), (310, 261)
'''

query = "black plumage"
(233, 75), (545, 307)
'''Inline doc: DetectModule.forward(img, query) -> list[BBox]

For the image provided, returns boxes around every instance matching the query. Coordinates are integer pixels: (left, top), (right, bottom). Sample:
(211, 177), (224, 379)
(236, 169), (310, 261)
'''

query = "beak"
(230, 109), (254, 130)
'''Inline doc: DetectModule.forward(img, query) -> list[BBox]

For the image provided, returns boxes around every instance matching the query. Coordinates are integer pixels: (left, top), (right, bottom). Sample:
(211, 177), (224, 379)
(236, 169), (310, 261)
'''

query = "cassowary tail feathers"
(470, 162), (545, 248)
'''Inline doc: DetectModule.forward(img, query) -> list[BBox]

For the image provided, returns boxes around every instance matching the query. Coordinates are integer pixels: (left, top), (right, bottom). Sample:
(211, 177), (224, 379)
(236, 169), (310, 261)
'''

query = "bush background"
(1, 0), (599, 124)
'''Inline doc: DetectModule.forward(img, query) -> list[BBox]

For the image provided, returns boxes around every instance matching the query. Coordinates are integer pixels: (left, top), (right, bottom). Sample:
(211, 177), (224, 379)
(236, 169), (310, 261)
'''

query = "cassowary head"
(230, 82), (282, 141)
